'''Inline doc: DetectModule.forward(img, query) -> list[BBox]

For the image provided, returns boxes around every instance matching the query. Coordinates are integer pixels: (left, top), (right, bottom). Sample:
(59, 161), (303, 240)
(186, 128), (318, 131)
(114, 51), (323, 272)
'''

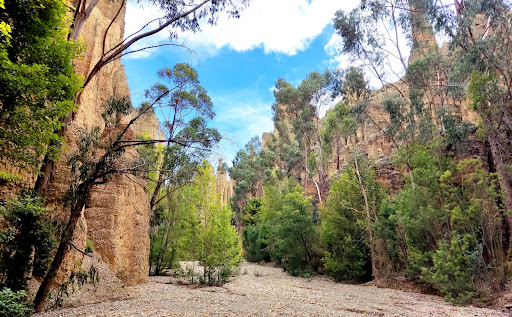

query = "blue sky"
(122, 0), (360, 166)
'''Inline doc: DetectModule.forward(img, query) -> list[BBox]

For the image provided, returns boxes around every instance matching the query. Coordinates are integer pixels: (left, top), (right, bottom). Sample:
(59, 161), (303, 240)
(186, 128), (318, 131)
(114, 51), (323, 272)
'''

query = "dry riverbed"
(37, 262), (506, 317)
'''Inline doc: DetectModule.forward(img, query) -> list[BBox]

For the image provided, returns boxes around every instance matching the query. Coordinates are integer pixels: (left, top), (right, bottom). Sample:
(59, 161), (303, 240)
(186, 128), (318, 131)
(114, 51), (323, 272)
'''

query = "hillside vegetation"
(229, 0), (512, 306)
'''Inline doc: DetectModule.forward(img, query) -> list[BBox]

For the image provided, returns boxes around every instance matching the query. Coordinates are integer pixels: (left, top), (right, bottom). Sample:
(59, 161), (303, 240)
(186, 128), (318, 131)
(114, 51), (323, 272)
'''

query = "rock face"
(44, 0), (153, 286)
(216, 159), (234, 207)
(261, 8), (483, 201)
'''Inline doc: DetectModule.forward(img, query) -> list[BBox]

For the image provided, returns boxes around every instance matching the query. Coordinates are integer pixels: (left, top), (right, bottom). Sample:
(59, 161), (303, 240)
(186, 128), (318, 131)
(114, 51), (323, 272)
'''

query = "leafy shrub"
(54, 266), (100, 307)
(0, 193), (55, 291)
(422, 234), (480, 305)
(378, 146), (504, 304)
(322, 236), (371, 282)
(320, 171), (374, 282)
(85, 238), (95, 253)
(263, 185), (320, 276)
(0, 171), (20, 184)
(0, 288), (32, 317)
(151, 162), (243, 285)
(243, 224), (270, 262)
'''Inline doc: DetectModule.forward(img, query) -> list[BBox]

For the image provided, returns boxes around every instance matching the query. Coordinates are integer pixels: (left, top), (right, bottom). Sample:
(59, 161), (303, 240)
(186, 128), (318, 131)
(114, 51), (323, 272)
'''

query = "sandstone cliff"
(262, 11), (482, 199)
(216, 159), (234, 207)
(49, 0), (154, 286)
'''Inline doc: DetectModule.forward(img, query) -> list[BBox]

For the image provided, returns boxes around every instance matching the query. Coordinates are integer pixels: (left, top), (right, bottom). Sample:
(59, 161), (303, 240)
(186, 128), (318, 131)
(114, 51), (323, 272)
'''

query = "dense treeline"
(149, 162), (242, 284)
(230, 0), (512, 305)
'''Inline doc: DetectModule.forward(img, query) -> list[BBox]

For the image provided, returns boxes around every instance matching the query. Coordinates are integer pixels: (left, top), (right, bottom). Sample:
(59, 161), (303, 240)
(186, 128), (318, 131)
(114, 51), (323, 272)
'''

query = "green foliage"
(0, 0), (84, 169)
(0, 193), (55, 291)
(150, 162), (242, 285)
(243, 179), (320, 275)
(422, 233), (479, 304)
(375, 143), (504, 302)
(191, 163), (242, 285)
(328, 66), (368, 102)
(54, 265), (99, 308)
(140, 64), (222, 219)
(320, 168), (376, 282)
(147, 64), (215, 120)
(241, 198), (262, 226)
(243, 223), (270, 262)
(149, 189), (200, 275)
(0, 171), (20, 184)
(85, 238), (95, 254)
(333, 0), (409, 83)
(0, 288), (32, 317)
(229, 137), (267, 216)
(270, 71), (336, 203)
(321, 101), (358, 165)
(0, 0), (11, 45)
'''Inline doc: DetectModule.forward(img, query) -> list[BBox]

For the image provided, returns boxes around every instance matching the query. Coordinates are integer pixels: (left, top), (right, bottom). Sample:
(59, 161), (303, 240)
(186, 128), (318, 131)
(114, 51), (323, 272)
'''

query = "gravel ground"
(37, 262), (506, 317)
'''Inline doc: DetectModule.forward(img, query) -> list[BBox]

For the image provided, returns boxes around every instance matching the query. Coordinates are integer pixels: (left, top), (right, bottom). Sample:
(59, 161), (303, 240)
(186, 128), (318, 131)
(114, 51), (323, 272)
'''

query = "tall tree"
(34, 0), (252, 193)
(229, 136), (266, 217)
(272, 72), (332, 203)
(143, 64), (219, 213)
(188, 162), (242, 285)
(33, 65), (220, 311)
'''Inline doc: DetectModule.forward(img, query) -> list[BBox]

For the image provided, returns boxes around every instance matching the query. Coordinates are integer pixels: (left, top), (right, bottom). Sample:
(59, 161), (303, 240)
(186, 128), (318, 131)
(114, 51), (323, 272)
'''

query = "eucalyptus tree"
(144, 64), (220, 213)
(322, 67), (367, 171)
(34, 0), (252, 193)
(272, 72), (333, 203)
(321, 101), (358, 170)
(33, 64), (220, 311)
(320, 154), (381, 281)
(229, 136), (266, 217)
(332, 0), (474, 189)
(425, 0), (512, 229)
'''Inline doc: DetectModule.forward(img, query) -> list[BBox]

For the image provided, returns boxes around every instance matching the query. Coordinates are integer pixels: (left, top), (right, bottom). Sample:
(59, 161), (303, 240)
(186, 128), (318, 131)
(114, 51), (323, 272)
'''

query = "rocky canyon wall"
(4, 0), (158, 287)
(263, 18), (482, 198)
(216, 159), (234, 207)
(54, 0), (154, 286)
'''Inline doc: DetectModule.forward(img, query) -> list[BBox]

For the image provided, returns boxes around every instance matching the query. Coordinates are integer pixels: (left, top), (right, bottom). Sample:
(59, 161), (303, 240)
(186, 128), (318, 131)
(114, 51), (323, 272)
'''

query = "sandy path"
(37, 262), (506, 317)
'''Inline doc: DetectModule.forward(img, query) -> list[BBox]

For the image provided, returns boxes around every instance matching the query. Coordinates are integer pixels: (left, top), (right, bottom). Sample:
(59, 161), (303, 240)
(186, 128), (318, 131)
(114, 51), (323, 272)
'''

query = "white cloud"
(124, 0), (359, 59)
(324, 32), (345, 65)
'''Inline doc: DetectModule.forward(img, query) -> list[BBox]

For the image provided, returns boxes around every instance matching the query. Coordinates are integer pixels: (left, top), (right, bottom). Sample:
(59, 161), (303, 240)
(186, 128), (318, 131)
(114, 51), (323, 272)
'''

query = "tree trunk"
(304, 146), (308, 197)
(33, 183), (90, 312)
(336, 139), (340, 171)
(488, 134), (512, 227)
(34, 112), (74, 194)
(150, 163), (165, 211)
(354, 156), (379, 279)
(69, 0), (100, 41)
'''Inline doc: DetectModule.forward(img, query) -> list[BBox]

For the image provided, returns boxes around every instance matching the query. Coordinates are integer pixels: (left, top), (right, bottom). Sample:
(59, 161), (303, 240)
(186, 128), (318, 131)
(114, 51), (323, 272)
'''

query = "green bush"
(320, 171), (374, 282)
(322, 236), (371, 282)
(0, 288), (32, 317)
(0, 193), (55, 291)
(85, 238), (95, 253)
(262, 184), (320, 276)
(422, 233), (479, 305)
(0, 171), (20, 184)
(377, 146), (504, 304)
(150, 162), (242, 285)
(243, 224), (270, 262)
